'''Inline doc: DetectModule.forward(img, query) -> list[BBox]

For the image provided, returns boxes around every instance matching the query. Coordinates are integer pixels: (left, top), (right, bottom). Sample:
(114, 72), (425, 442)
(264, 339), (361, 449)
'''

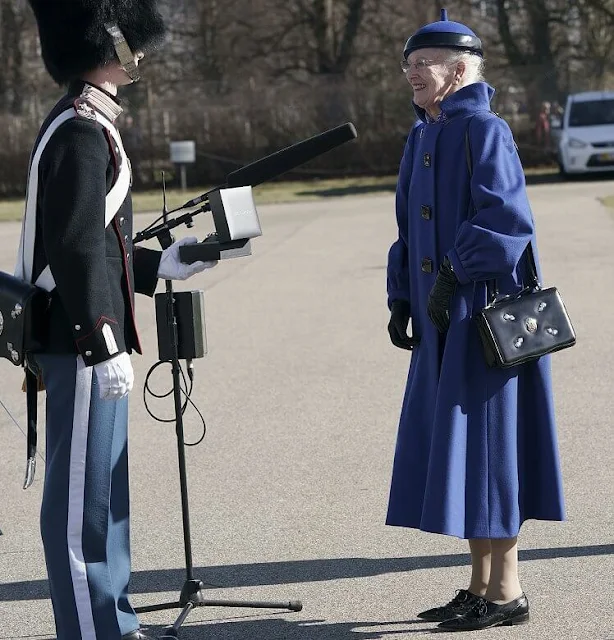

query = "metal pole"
(165, 278), (195, 581)
(180, 164), (187, 192)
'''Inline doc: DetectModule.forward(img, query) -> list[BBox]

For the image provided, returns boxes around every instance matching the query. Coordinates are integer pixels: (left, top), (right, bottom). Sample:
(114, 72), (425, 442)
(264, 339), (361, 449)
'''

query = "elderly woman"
(385, 10), (565, 632)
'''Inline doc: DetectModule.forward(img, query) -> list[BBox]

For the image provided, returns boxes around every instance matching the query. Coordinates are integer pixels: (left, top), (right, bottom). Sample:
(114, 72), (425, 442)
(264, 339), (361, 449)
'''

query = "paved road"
(1, 179), (613, 639)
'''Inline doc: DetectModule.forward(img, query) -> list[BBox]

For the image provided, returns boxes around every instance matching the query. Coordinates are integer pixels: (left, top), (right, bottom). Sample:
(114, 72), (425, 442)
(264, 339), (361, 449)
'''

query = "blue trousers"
(37, 354), (139, 640)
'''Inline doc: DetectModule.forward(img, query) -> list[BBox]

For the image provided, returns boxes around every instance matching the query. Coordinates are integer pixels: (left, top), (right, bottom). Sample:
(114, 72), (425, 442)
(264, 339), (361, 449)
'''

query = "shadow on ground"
(292, 171), (614, 197)
(525, 170), (614, 186)
(143, 617), (434, 640)
(1, 544), (612, 603)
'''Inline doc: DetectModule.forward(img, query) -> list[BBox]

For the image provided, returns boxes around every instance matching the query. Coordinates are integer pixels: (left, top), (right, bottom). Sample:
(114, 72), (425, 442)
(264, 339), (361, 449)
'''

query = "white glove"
(157, 236), (218, 281)
(94, 352), (134, 401)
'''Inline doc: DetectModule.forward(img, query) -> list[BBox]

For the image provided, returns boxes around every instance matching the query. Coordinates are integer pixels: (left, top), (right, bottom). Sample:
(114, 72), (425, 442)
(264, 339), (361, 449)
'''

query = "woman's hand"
(388, 299), (420, 350)
(427, 257), (458, 333)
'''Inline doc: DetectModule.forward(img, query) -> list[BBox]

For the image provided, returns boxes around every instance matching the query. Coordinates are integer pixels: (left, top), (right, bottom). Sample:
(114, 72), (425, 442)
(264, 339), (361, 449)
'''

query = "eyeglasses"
(400, 58), (444, 73)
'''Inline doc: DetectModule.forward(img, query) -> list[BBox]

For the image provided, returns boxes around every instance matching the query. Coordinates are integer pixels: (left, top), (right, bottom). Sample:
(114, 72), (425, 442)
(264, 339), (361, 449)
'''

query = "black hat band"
(404, 32), (483, 59)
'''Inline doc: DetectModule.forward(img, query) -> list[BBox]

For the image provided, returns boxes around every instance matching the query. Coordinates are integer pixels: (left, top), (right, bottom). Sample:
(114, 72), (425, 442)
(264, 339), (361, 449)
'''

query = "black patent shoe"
(417, 589), (482, 622)
(437, 593), (530, 631)
(122, 631), (154, 640)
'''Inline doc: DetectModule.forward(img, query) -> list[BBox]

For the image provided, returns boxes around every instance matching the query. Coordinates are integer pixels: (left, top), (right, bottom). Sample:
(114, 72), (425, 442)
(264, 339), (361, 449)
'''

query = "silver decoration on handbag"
(0, 271), (50, 367)
(7, 341), (19, 363)
(525, 317), (538, 333)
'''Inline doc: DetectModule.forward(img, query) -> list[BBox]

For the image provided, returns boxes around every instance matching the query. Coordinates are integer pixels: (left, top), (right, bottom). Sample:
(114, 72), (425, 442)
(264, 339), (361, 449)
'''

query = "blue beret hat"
(403, 9), (483, 60)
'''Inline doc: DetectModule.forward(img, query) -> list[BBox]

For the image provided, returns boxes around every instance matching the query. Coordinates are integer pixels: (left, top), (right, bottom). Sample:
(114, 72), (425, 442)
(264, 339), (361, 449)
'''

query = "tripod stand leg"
(196, 598), (303, 611)
(158, 602), (194, 639)
(135, 601), (182, 614)
(156, 595), (302, 639)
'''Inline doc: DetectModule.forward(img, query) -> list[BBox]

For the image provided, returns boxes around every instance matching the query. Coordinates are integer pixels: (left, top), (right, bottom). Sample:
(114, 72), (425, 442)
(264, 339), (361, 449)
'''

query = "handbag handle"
(464, 115), (540, 302)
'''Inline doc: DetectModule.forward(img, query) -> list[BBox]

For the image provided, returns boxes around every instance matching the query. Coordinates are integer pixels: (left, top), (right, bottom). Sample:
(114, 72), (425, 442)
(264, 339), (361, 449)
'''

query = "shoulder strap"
(464, 113), (540, 298)
(15, 106), (131, 292)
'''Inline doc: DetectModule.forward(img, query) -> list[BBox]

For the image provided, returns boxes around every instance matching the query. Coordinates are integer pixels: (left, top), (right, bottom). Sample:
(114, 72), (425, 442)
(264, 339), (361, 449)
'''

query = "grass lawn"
(601, 195), (614, 210)
(131, 175), (400, 213)
(0, 169), (560, 223)
(0, 176), (399, 222)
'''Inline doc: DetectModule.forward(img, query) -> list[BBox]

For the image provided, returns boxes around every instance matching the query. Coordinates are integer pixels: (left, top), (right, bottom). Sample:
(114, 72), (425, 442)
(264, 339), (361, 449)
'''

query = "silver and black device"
(178, 186), (262, 263)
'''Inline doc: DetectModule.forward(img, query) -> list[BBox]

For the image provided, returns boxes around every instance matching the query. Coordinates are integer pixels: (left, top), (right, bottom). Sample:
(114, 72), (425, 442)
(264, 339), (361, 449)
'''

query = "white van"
(556, 90), (614, 177)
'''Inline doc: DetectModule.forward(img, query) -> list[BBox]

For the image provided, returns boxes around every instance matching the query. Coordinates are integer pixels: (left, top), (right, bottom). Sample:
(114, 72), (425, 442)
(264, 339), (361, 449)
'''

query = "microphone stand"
(133, 182), (302, 639)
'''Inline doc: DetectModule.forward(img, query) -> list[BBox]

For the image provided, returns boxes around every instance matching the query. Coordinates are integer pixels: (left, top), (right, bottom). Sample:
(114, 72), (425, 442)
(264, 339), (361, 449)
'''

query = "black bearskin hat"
(27, 0), (167, 85)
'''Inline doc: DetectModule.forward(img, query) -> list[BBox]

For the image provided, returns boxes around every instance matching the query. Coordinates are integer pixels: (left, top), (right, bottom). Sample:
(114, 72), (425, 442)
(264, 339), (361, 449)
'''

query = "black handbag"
(465, 125), (576, 368)
(0, 270), (50, 367)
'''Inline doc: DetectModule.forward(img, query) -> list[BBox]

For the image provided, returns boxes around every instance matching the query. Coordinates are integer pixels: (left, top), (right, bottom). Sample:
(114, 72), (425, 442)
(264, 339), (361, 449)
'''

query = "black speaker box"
(155, 290), (206, 361)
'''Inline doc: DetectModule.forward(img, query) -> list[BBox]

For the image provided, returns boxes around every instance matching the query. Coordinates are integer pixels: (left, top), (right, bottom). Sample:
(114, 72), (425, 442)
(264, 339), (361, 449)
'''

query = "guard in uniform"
(17, 2), (215, 638)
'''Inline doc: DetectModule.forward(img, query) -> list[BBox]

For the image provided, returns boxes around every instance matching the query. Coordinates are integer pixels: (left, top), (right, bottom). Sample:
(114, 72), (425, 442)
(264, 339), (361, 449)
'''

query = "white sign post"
(170, 140), (196, 192)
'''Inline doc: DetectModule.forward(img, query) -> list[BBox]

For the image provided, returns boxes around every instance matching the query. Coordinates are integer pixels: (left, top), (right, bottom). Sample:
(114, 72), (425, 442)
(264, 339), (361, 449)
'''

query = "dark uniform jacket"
(30, 81), (161, 367)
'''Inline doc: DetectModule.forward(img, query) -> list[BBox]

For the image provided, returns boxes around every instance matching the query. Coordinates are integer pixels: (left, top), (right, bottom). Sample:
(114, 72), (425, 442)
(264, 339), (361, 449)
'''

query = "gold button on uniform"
(421, 258), (434, 273)
(424, 153), (431, 167)
(421, 205), (432, 220)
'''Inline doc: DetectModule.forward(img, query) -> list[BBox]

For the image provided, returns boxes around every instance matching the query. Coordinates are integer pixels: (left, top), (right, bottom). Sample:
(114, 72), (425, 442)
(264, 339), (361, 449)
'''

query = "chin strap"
(105, 23), (140, 83)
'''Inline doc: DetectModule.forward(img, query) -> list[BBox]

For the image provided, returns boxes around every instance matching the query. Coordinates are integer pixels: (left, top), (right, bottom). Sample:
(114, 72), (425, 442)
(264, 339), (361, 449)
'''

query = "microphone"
(176, 122), (358, 211)
(226, 122), (357, 188)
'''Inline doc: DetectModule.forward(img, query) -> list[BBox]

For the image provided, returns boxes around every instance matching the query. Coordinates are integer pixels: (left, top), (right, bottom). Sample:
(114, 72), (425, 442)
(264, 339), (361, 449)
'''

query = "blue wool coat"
(386, 82), (566, 540)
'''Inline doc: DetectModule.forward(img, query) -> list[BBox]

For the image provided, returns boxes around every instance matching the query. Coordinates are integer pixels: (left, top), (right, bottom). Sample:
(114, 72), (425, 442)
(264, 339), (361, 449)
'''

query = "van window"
(569, 99), (614, 127)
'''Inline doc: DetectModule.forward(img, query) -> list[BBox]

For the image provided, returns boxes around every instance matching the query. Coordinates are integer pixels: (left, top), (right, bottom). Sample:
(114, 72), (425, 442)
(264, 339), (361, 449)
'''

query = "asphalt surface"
(1, 178), (613, 640)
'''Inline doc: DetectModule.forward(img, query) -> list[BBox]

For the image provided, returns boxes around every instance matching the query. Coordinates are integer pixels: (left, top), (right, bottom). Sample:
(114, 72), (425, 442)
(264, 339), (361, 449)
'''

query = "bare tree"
(0, 0), (613, 195)
(574, 0), (614, 90)
(0, 0), (32, 114)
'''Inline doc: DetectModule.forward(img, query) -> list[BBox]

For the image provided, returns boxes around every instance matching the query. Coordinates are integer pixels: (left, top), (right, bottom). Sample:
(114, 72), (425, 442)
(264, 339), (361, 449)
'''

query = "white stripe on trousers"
(66, 356), (97, 639)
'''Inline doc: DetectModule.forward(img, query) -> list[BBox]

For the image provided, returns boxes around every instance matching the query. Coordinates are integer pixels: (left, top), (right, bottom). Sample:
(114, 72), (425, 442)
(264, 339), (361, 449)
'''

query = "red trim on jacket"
(112, 217), (142, 354)
(75, 315), (119, 345)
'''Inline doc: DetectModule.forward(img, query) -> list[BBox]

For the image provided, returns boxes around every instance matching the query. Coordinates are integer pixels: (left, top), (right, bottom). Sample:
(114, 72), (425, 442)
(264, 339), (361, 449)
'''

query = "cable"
(0, 396), (46, 465)
(143, 359), (207, 447)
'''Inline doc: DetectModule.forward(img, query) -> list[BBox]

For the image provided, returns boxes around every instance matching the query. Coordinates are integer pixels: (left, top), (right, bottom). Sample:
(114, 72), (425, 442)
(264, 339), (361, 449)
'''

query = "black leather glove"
(427, 256), (458, 333)
(388, 299), (420, 351)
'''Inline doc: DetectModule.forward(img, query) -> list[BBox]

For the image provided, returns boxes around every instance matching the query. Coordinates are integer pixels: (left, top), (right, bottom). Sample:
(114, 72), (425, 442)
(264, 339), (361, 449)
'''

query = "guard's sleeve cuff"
(74, 317), (127, 366)
(447, 248), (472, 286)
(133, 247), (162, 297)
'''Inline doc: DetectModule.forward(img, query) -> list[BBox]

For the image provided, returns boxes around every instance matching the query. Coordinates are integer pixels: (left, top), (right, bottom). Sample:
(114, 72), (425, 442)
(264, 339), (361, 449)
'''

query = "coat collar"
(67, 80), (123, 123)
(413, 81), (495, 123)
